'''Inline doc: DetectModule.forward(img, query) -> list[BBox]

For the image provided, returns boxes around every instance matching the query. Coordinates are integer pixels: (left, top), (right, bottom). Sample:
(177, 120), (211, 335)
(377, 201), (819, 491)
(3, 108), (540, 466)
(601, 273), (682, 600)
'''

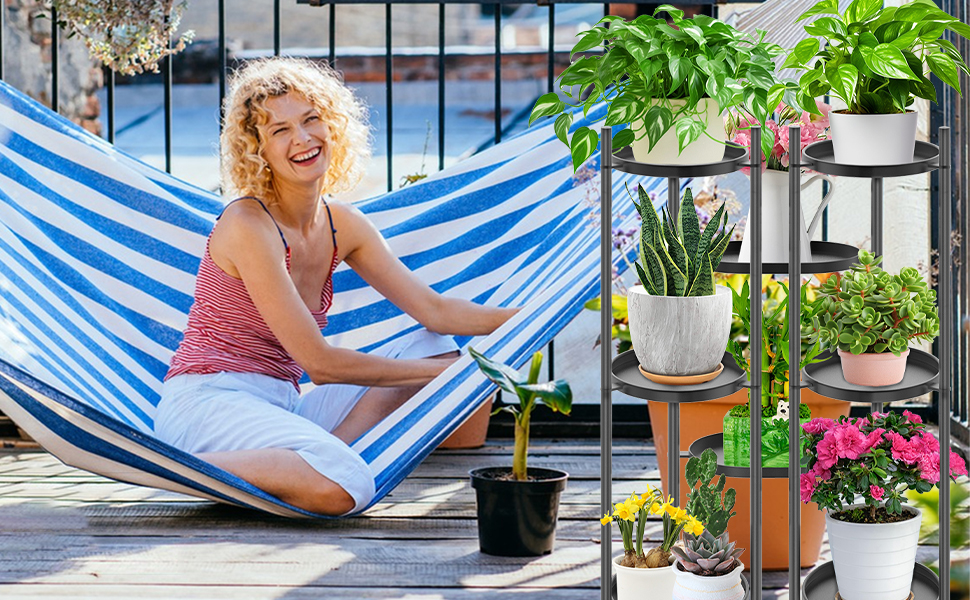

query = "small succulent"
(685, 448), (737, 538)
(809, 250), (939, 356)
(633, 185), (734, 297)
(672, 530), (744, 576)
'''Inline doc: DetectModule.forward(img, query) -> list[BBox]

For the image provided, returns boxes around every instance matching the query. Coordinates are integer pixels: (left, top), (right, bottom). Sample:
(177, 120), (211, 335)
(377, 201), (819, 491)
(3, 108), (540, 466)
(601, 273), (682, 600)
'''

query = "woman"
(154, 57), (516, 516)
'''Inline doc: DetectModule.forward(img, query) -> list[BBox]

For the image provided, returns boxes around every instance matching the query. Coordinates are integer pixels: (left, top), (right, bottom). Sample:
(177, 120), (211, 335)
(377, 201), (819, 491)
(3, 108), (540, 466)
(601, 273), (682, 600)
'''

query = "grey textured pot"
(628, 285), (732, 376)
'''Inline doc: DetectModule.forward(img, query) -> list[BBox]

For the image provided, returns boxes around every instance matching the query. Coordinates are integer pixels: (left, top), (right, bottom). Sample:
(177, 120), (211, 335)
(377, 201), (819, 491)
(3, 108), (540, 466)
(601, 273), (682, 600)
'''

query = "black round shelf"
(612, 351), (745, 403)
(803, 140), (940, 177)
(689, 433), (809, 478)
(613, 570), (749, 600)
(802, 561), (939, 600)
(802, 349), (939, 404)
(715, 241), (860, 275)
(611, 145), (747, 177)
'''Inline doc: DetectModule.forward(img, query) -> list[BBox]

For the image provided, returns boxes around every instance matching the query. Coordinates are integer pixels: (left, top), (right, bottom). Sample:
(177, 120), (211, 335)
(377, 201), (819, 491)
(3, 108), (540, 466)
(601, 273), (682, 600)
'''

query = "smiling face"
(258, 92), (332, 197)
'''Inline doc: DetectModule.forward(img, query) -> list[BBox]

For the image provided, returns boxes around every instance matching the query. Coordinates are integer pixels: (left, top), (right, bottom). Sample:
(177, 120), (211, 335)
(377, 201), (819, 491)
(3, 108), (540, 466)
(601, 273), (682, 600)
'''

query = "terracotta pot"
(438, 393), (494, 449)
(647, 388), (850, 570)
(838, 348), (910, 387)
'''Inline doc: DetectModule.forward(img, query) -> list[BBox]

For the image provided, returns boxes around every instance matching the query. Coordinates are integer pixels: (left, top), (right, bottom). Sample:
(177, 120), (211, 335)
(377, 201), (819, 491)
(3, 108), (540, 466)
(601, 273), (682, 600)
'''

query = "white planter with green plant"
(528, 4), (791, 169)
(627, 185), (734, 377)
(783, 0), (970, 165)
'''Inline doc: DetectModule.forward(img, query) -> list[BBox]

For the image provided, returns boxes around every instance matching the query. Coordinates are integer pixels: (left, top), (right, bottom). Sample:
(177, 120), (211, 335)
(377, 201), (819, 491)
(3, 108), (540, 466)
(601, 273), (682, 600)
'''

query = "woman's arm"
(335, 202), (519, 336)
(210, 202), (455, 387)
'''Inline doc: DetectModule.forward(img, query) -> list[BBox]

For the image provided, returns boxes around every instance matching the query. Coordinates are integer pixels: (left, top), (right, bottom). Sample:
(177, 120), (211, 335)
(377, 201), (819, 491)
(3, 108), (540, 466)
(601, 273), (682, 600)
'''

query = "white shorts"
(154, 329), (459, 514)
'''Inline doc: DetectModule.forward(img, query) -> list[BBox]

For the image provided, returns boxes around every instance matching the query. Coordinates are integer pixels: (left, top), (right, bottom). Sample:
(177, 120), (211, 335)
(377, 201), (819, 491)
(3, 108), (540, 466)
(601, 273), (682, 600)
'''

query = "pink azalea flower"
(800, 472), (816, 503)
(903, 410), (923, 424)
(811, 462), (831, 481)
(832, 423), (867, 460)
(862, 428), (886, 453)
(950, 451), (968, 478)
(816, 433), (839, 470)
(803, 418), (836, 435)
(869, 485), (885, 501)
(917, 431), (939, 454)
(889, 432), (923, 464)
(918, 452), (941, 484)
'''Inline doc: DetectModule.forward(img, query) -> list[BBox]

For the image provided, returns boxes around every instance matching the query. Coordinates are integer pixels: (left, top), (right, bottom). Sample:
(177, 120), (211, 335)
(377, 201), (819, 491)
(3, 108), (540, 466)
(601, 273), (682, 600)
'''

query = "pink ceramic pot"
(838, 348), (910, 386)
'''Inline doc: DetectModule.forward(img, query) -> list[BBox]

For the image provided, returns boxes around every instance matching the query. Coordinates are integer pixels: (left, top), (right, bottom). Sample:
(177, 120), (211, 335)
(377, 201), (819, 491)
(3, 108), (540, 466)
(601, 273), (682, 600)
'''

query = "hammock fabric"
(0, 80), (668, 517)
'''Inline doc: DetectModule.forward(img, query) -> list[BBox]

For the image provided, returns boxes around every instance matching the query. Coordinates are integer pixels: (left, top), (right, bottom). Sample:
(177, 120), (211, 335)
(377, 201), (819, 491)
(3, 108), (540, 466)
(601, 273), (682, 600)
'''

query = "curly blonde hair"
(220, 57), (371, 202)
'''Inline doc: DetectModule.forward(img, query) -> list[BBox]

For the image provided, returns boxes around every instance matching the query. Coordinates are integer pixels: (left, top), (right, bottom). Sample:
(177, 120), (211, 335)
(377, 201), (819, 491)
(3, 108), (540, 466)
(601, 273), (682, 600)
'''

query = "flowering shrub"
(726, 101), (831, 172)
(800, 411), (968, 522)
(602, 485), (705, 569)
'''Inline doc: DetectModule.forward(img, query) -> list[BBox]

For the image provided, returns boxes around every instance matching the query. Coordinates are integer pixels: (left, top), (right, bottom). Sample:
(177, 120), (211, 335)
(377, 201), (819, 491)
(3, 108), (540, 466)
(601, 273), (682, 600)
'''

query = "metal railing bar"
(0, 0), (4, 80)
(547, 4), (554, 93)
(218, 0), (227, 125)
(386, 2), (393, 192)
(51, 6), (58, 113)
(274, 0), (282, 56)
(548, 339), (555, 380)
(494, 7), (501, 145)
(438, 2), (445, 172)
(329, 4), (336, 66)
(106, 69), (115, 144)
(164, 46), (173, 174)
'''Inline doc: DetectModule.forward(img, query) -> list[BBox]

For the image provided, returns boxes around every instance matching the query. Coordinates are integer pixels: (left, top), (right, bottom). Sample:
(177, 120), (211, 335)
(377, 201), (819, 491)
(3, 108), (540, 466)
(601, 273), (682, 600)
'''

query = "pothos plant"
(782, 0), (970, 115)
(469, 348), (572, 482)
(528, 4), (795, 170)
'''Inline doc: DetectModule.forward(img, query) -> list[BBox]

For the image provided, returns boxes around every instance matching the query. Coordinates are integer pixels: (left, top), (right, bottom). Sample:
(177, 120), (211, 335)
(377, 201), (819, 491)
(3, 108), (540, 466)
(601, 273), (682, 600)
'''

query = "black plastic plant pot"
(470, 466), (568, 557)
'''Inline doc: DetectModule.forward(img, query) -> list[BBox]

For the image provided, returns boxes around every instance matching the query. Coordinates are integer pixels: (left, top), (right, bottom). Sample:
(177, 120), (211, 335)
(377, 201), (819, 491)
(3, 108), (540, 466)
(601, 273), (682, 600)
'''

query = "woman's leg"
(198, 448), (356, 516)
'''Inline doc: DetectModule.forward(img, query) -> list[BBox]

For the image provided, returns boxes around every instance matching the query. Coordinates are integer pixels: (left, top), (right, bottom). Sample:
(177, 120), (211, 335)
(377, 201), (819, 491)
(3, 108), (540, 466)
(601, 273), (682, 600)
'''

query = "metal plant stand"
(600, 125), (953, 600)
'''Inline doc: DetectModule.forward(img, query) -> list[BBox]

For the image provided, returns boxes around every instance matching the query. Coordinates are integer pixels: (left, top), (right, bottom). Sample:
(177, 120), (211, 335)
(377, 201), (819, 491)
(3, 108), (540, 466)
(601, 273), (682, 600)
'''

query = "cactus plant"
(685, 448), (737, 538)
(672, 530), (744, 576)
(633, 185), (734, 297)
(808, 249), (939, 356)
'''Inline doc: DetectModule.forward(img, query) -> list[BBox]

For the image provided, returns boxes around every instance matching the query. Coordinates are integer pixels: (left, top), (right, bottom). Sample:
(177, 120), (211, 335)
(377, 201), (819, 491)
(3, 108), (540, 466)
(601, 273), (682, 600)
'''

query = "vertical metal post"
(666, 176), (680, 505)
(163, 41), (173, 175)
(600, 126), (614, 600)
(273, 0), (281, 56)
(438, 2), (445, 172)
(749, 125), (764, 600)
(106, 69), (115, 144)
(50, 5), (58, 113)
(386, 3), (393, 192)
(547, 4), (555, 94)
(939, 126), (952, 600)
(329, 4), (336, 66)
(667, 178), (680, 232)
(494, 7), (502, 144)
(218, 0), (226, 125)
(872, 178), (883, 257)
(788, 125), (802, 600)
(548, 339), (555, 380)
(1, 0), (5, 81)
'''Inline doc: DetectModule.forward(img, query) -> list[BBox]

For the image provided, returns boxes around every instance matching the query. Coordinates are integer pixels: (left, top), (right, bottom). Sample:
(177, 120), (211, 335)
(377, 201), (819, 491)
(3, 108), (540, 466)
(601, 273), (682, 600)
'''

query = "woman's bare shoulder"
(209, 199), (287, 274)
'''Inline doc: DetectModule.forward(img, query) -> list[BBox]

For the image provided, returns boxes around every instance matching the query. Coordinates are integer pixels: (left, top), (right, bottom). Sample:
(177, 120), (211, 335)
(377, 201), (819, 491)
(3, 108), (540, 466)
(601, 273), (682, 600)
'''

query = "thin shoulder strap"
(221, 196), (288, 249)
(322, 199), (338, 248)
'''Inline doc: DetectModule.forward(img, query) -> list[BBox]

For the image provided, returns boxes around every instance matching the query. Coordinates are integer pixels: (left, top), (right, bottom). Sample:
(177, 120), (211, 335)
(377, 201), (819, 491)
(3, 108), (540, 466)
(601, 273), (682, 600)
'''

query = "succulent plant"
(808, 250), (939, 356)
(672, 530), (744, 576)
(685, 448), (737, 538)
(633, 185), (734, 297)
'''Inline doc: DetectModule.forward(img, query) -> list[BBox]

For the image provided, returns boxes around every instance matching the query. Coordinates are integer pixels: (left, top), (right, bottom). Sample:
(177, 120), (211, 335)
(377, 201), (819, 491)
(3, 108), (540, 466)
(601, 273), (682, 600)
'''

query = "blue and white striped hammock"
(0, 79), (672, 517)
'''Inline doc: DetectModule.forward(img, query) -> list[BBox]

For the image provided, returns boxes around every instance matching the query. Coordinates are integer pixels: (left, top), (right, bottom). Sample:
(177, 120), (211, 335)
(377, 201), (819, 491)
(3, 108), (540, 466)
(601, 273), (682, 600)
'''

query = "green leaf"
(767, 84), (787, 115)
(858, 31), (879, 48)
(917, 21), (947, 43)
(642, 245), (668, 296)
(559, 58), (598, 87)
(687, 254), (715, 296)
(804, 17), (849, 41)
(570, 27), (605, 58)
(688, 69), (705, 107)
(844, 0), (882, 24)
(469, 347), (525, 395)
(948, 20), (970, 40)
(520, 379), (573, 415)
(644, 104), (674, 152)
(784, 38), (820, 69)
(635, 261), (660, 296)
(669, 56), (691, 92)
(894, 2), (932, 23)
(606, 95), (641, 126)
(680, 188), (701, 258)
(928, 53), (962, 96)
(674, 118), (705, 154)
(745, 65), (775, 90)
(554, 113), (571, 146)
(887, 79), (911, 111)
(653, 4), (685, 21)
(612, 128), (635, 151)
(529, 93), (564, 126)
(862, 44), (920, 81)
(830, 63), (860, 105)
(569, 126), (598, 172)
(795, 0), (840, 22)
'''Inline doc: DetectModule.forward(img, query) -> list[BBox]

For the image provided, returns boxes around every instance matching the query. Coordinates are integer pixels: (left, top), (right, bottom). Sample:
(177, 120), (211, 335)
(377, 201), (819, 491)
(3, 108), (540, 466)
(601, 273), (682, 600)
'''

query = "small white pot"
(631, 98), (726, 165)
(825, 504), (922, 600)
(628, 285), (732, 376)
(829, 110), (918, 165)
(671, 560), (745, 600)
(614, 556), (677, 600)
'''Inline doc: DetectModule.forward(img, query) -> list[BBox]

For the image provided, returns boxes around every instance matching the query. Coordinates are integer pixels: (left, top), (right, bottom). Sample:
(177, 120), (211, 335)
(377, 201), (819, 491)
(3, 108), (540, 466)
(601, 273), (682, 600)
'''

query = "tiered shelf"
(611, 351), (745, 403)
(688, 433), (809, 478)
(803, 349), (940, 403)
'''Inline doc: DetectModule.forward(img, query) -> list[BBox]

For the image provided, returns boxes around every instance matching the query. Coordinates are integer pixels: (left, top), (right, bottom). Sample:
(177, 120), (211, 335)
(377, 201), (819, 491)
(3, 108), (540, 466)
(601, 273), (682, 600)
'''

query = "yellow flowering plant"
(602, 485), (705, 569)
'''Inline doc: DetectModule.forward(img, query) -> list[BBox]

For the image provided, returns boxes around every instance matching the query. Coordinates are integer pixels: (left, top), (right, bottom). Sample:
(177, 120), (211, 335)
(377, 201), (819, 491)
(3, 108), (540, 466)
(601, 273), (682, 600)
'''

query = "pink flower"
(816, 433), (839, 470)
(903, 410), (923, 424)
(800, 472), (816, 503)
(803, 418), (836, 435)
(916, 431), (939, 454)
(950, 451), (968, 478)
(869, 485), (885, 501)
(832, 423), (868, 460)
(811, 462), (832, 481)
(889, 432), (923, 464)
(918, 452), (941, 484)
(862, 428), (886, 453)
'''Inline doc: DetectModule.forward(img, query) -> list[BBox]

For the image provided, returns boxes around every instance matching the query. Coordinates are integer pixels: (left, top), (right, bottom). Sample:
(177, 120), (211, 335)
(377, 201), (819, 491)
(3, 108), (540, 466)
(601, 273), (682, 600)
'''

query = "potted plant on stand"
(604, 485), (706, 600)
(783, 0), (970, 165)
(528, 5), (788, 169)
(671, 530), (745, 600)
(808, 249), (940, 386)
(801, 411), (969, 600)
(468, 348), (572, 557)
(628, 184), (735, 381)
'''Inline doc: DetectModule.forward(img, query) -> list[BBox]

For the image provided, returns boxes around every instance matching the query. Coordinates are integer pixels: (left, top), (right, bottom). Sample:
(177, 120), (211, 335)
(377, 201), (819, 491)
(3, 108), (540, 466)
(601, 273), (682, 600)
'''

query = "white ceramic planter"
(628, 285), (732, 376)
(671, 561), (745, 600)
(829, 110), (918, 165)
(614, 556), (677, 600)
(738, 170), (836, 264)
(838, 348), (910, 387)
(825, 504), (922, 600)
(631, 98), (726, 165)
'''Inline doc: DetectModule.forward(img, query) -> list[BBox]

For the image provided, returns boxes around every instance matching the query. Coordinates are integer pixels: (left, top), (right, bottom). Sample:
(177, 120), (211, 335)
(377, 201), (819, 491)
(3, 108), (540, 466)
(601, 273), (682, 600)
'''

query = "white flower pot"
(614, 556), (677, 600)
(829, 110), (918, 165)
(631, 98), (726, 165)
(825, 504), (922, 600)
(628, 285), (732, 376)
(738, 170), (836, 264)
(672, 560), (745, 600)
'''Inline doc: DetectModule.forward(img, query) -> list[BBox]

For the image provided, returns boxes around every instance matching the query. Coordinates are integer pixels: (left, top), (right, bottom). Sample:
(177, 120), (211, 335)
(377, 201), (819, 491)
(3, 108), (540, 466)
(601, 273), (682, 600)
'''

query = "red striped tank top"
(166, 198), (339, 390)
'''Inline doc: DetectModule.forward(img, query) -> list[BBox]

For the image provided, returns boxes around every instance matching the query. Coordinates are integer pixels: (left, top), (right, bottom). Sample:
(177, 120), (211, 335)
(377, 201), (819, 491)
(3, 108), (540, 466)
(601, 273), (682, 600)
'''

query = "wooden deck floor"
(0, 439), (946, 599)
